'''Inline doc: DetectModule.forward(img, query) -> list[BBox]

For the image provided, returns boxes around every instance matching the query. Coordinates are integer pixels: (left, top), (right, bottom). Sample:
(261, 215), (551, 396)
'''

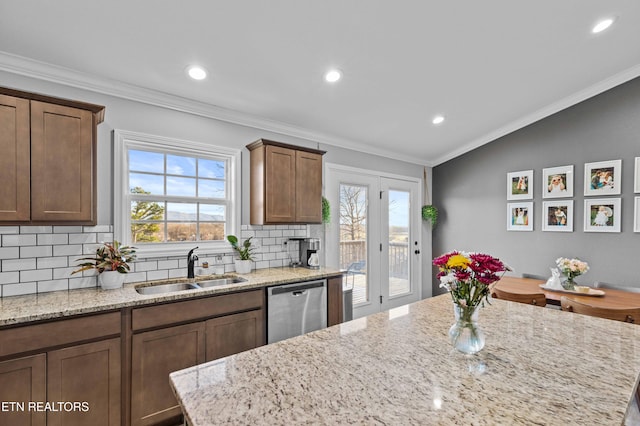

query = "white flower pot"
(98, 270), (126, 290)
(234, 260), (253, 274)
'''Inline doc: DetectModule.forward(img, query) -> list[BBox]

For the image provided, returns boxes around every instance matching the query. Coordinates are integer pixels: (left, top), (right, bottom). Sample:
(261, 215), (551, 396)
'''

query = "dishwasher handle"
(269, 280), (325, 295)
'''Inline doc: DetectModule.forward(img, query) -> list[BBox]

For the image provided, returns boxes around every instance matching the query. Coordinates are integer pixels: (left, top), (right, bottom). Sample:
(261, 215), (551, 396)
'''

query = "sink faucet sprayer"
(187, 247), (199, 279)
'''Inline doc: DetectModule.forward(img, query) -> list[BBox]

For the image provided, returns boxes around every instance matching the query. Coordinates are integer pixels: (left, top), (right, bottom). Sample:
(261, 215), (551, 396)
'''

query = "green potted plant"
(227, 235), (255, 274)
(72, 241), (137, 289)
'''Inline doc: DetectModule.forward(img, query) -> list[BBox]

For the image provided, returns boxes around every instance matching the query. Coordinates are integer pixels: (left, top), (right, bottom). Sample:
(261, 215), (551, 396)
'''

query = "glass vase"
(449, 304), (485, 354)
(562, 275), (577, 291)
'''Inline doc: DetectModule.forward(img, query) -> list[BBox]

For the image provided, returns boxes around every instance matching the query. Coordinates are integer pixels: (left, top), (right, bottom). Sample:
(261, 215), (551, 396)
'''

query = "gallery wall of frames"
(507, 157), (640, 233)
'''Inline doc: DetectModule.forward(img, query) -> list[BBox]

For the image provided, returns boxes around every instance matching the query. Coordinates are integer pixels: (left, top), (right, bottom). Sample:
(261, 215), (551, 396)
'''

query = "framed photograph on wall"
(584, 159), (621, 196)
(507, 202), (533, 231)
(635, 197), (640, 233)
(507, 170), (533, 200)
(542, 165), (573, 198)
(542, 200), (573, 232)
(635, 157), (640, 193)
(584, 198), (621, 233)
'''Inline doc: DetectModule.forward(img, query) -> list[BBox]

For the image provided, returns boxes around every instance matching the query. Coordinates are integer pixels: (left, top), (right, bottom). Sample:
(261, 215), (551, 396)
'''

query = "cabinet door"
(0, 354), (46, 426)
(0, 94), (30, 222)
(131, 322), (205, 426)
(327, 276), (344, 326)
(265, 144), (296, 223)
(30, 101), (95, 224)
(47, 338), (121, 426)
(205, 309), (265, 362)
(295, 150), (323, 223)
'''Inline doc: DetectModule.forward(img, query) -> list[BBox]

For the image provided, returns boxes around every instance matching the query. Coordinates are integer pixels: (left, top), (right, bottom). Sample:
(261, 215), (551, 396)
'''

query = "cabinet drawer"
(132, 290), (264, 331)
(0, 311), (121, 358)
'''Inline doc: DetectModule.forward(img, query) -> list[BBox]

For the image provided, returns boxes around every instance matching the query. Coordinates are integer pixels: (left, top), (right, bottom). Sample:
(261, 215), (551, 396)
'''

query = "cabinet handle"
(414, 250), (420, 254)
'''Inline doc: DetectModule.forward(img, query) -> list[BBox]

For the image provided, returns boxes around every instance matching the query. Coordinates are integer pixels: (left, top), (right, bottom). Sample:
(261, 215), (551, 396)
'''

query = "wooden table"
(495, 276), (640, 309)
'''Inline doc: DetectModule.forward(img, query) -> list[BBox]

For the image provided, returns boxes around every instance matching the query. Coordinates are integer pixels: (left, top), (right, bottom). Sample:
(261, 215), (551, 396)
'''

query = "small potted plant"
(227, 235), (255, 274)
(72, 241), (137, 289)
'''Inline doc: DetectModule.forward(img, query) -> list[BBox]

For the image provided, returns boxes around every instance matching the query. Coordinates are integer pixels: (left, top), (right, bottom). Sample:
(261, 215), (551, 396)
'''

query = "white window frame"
(114, 130), (241, 258)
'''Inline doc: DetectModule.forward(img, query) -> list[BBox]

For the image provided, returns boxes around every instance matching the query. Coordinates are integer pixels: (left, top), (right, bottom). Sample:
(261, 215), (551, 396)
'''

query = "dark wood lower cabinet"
(327, 276), (344, 326)
(47, 338), (121, 426)
(131, 322), (206, 426)
(205, 309), (265, 362)
(0, 354), (46, 426)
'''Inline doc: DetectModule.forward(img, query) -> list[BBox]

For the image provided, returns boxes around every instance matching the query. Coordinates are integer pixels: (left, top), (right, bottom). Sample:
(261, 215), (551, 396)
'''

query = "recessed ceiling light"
(187, 65), (207, 80)
(324, 69), (342, 83)
(592, 17), (615, 34)
(432, 115), (445, 125)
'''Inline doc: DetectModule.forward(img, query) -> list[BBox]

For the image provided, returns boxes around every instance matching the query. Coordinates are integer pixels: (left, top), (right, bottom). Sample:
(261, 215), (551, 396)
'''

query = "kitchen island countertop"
(170, 294), (640, 425)
(0, 267), (342, 326)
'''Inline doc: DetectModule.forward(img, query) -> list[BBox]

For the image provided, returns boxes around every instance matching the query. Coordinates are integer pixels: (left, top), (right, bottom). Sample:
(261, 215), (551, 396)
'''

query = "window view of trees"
(128, 149), (228, 244)
(130, 187), (164, 243)
(340, 185), (367, 241)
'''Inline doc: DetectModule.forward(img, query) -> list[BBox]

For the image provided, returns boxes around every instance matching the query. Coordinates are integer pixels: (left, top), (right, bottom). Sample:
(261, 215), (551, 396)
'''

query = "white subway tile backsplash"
(20, 245), (53, 258)
(37, 279), (69, 293)
(21, 269), (53, 282)
(147, 270), (169, 281)
(36, 256), (68, 270)
(0, 224), (310, 298)
(0, 226), (20, 234)
(69, 233), (97, 244)
(53, 244), (84, 256)
(261, 238), (275, 246)
(21, 226), (52, 234)
(158, 260), (179, 270)
(134, 261), (158, 272)
(69, 276), (97, 290)
(97, 232), (114, 242)
(2, 282), (37, 297)
(38, 234), (69, 245)
(53, 267), (77, 280)
(124, 272), (147, 283)
(169, 269), (184, 279)
(3, 234), (37, 246)
(53, 226), (83, 233)
(0, 247), (20, 259)
(0, 271), (20, 285)
(3, 258), (37, 271)
(83, 225), (111, 233)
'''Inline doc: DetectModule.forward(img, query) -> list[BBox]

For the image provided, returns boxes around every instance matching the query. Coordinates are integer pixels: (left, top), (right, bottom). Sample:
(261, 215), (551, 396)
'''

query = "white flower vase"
(98, 271), (126, 290)
(234, 260), (253, 274)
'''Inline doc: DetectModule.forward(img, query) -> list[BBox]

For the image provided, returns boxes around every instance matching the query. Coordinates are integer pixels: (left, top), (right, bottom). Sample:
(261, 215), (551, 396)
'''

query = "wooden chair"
(492, 287), (547, 307)
(560, 296), (640, 324)
(593, 281), (640, 294)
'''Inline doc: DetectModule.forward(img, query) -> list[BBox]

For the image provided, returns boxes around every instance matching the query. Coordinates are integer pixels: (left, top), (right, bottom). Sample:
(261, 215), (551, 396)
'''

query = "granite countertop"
(0, 267), (342, 327)
(170, 294), (640, 425)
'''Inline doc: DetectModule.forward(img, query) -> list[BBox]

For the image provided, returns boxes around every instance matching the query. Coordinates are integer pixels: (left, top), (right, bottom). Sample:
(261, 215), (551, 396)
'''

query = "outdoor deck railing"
(340, 240), (408, 279)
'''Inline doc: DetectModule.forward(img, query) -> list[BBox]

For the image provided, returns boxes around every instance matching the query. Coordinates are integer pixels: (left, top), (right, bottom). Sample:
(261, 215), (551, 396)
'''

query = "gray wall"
(0, 71), (432, 298)
(432, 76), (640, 295)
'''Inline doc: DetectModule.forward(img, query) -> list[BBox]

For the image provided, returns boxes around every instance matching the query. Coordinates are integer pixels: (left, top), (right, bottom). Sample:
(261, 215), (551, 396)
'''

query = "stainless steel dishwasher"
(267, 279), (327, 344)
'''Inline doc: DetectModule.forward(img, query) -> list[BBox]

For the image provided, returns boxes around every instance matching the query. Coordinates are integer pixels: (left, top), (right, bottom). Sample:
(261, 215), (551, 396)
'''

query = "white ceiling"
(1, 1), (639, 166)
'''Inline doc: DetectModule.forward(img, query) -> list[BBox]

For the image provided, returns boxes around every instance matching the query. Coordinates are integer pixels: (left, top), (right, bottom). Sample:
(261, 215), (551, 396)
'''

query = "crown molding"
(0, 51), (431, 167)
(431, 62), (640, 166)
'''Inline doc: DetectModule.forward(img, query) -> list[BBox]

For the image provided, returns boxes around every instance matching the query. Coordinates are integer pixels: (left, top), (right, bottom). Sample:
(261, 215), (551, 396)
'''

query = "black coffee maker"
(300, 238), (320, 268)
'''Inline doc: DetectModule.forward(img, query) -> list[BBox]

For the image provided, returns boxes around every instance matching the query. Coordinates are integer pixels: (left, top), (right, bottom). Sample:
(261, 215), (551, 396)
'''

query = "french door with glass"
(325, 165), (421, 319)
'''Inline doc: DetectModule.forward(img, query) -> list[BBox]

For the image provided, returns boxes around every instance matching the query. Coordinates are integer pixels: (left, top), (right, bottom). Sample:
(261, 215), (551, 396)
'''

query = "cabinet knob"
(414, 250), (420, 254)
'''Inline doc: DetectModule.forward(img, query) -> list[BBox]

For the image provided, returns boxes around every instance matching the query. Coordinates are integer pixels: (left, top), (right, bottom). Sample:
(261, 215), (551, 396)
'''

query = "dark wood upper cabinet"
(0, 87), (104, 225)
(247, 139), (325, 225)
(0, 94), (31, 222)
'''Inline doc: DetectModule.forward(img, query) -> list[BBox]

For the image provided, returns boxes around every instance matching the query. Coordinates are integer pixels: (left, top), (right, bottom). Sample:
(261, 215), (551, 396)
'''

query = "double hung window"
(114, 130), (240, 257)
